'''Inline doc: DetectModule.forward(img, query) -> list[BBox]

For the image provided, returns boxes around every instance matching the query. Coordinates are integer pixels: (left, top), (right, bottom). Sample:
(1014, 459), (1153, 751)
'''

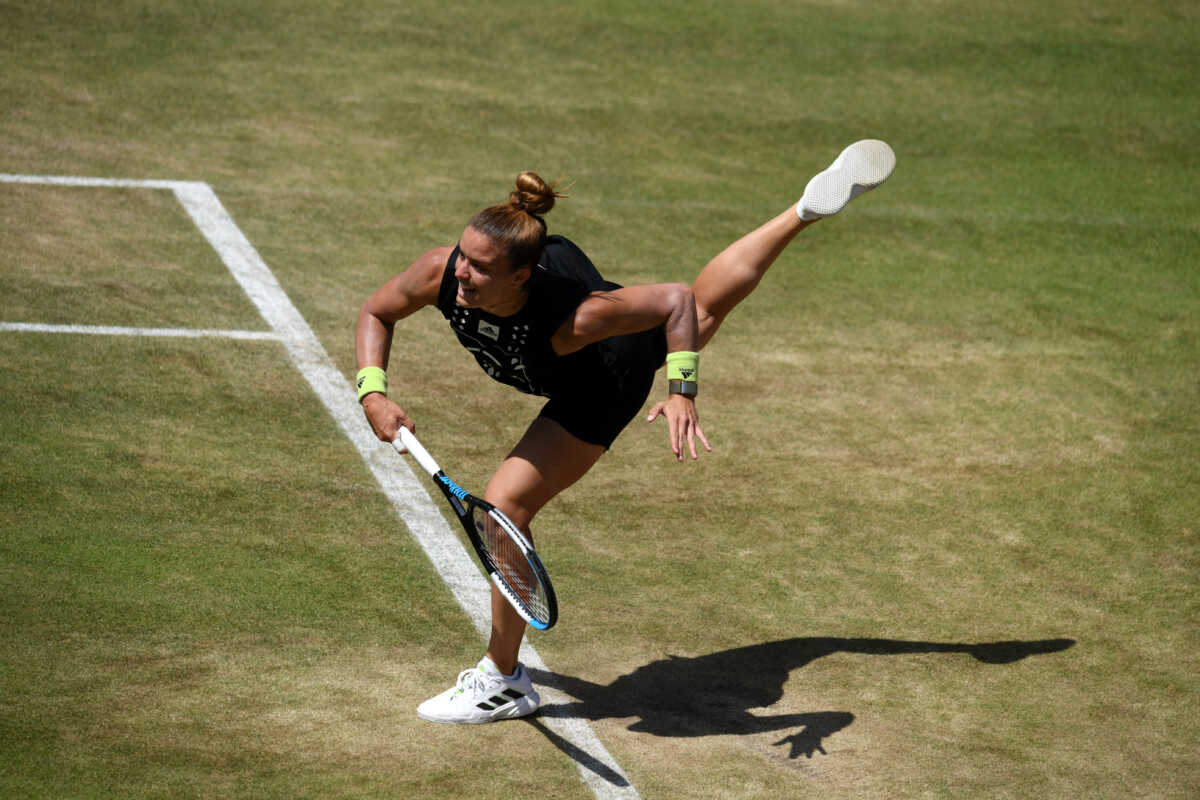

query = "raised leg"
(691, 208), (814, 349)
(692, 139), (896, 349)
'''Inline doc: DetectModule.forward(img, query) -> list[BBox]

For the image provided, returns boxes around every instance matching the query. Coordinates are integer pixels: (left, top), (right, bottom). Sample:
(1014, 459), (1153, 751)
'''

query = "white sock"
(478, 656), (515, 679)
(796, 201), (821, 222)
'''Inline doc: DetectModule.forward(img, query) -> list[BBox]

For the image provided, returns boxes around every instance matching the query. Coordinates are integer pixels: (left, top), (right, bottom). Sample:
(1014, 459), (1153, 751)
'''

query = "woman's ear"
(510, 264), (532, 288)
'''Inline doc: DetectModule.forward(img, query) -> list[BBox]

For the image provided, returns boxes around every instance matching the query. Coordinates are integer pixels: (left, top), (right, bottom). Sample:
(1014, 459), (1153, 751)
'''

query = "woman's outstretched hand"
(647, 394), (712, 462)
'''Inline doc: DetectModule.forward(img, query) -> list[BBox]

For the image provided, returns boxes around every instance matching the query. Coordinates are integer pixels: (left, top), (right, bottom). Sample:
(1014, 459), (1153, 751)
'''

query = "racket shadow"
(528, 636), (1075, 759)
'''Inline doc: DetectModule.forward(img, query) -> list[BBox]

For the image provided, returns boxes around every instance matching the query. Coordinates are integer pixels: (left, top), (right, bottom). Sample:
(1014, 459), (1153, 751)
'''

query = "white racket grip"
(393, 427), (441, 477)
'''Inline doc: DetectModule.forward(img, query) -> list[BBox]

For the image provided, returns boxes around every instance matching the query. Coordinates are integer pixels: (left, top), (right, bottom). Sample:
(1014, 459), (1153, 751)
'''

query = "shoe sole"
(799, 139), (896, 218)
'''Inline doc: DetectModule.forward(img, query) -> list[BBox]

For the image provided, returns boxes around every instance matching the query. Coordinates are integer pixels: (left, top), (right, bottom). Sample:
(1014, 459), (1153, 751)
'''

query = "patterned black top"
(435, 235), (621, 398)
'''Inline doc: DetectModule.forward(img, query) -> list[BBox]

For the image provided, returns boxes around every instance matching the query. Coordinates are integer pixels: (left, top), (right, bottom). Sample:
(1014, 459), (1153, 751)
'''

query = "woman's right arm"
(356, 246), (453, 442)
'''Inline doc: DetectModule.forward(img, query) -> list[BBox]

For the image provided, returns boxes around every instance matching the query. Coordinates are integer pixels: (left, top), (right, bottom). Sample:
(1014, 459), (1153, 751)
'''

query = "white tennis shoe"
(796, 139), (896, 221)
(417, 660), (540, 724)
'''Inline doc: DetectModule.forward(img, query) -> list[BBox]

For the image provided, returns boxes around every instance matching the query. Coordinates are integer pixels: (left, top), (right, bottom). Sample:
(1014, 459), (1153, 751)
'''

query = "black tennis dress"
(435, 235), (667, 448)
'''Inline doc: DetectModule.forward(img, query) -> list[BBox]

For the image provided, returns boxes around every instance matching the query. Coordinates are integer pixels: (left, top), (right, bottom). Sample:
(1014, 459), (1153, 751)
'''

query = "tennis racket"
(393, 427), (558, 630)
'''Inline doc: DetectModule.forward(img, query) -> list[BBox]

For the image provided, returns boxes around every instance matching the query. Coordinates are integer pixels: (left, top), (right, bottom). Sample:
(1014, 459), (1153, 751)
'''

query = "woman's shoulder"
(408, 245), (458, 294)
(416, 244), (457, 273)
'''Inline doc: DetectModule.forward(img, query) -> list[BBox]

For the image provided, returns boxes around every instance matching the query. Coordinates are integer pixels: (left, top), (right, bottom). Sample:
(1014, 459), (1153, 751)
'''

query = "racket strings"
(475, 509), (550, 622)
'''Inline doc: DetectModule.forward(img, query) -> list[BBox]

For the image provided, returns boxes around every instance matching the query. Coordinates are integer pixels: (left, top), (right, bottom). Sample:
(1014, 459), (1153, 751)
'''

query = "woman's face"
(453, 225), (530, 313)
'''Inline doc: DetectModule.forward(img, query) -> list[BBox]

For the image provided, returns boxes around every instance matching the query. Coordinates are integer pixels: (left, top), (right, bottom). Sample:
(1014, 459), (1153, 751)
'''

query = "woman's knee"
(483, 455), (557, 531)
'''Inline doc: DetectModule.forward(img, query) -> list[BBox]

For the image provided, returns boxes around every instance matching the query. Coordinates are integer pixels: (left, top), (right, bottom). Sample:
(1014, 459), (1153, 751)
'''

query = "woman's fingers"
(648, 396), (711, 461)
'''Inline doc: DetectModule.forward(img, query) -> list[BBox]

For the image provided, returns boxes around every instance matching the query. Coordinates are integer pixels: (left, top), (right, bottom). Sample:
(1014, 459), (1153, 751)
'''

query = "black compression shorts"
(537, 325), (668, 449)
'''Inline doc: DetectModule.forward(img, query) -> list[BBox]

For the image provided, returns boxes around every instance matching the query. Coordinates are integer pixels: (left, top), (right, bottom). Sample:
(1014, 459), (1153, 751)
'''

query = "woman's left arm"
(551, 283), (712, 461)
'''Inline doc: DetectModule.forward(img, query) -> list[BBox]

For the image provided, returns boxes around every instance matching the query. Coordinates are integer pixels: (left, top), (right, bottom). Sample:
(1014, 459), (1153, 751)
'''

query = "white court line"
(0, 174), (185, 190)
(1, 174), (641, 800)
(0, 322), (279, 340)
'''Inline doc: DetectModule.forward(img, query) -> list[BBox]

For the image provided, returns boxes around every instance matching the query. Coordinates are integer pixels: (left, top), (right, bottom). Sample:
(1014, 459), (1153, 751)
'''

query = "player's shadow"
(527, 636), (1074, 764)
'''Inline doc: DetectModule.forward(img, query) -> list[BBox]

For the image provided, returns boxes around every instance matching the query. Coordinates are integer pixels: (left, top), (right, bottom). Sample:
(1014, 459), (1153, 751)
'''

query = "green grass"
(2, 0), (1199, 797)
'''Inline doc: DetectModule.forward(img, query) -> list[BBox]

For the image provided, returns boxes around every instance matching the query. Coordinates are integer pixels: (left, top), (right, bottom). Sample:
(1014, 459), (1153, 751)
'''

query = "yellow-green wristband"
(665, 351), (699, 382)
(356, 366), (387, 403)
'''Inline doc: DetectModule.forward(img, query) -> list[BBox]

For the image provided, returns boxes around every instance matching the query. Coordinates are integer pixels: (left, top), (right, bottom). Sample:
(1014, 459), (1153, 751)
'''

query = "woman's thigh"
(484, 416), (606, 534)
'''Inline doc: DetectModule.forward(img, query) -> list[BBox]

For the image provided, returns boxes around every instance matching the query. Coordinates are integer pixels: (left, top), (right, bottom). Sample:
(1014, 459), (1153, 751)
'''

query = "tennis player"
(356, 140), (895, 723)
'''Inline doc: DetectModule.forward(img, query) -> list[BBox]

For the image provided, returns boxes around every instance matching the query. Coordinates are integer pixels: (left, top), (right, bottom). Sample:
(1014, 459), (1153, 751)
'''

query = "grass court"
(2, 1), (1198, 797)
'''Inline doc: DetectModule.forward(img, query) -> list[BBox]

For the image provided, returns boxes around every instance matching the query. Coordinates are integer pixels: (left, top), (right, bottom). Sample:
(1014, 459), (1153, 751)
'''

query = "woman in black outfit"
(355, 139), (896, 724)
